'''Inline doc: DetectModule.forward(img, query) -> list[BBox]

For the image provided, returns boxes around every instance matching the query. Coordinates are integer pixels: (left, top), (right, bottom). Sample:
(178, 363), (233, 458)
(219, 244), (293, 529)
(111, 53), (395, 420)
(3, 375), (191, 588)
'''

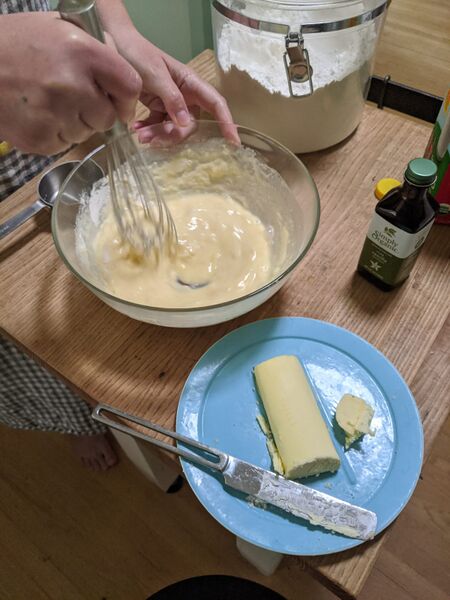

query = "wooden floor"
(0, 418), (449, 600)
(1, 2), (449, 599)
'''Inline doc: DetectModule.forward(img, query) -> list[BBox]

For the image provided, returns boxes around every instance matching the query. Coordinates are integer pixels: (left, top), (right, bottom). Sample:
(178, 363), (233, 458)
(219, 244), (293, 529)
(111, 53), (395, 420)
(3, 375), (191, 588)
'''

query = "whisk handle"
(57, 1), (125, 140)
(57, 0), (106, 44)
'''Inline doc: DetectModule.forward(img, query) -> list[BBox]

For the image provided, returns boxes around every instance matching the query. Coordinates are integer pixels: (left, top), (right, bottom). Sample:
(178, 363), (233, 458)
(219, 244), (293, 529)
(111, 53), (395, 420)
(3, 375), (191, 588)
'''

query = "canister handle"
(283, 30), (314, 98)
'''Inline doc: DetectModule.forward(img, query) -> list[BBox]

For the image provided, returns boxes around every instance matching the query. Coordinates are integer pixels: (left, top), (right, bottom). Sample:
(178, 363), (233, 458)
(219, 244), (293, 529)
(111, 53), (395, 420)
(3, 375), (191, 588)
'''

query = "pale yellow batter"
(93, 190), (271, 308)
(76, 137), (293, 309)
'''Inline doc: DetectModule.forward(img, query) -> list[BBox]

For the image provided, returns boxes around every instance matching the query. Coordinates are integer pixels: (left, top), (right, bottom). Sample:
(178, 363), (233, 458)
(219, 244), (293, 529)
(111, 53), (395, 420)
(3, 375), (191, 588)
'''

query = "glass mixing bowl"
(52, 121), (319, 327)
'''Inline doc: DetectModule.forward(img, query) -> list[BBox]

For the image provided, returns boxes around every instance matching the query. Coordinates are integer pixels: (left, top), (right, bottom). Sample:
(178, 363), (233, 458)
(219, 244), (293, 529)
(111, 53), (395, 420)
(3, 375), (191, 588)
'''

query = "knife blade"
(222, 456), (377, 540)
(92, 404), (377, 541)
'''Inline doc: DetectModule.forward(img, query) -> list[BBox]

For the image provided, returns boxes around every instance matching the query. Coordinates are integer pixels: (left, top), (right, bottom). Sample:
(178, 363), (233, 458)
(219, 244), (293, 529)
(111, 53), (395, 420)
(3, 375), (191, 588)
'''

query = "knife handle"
(92, 404), (229, 471)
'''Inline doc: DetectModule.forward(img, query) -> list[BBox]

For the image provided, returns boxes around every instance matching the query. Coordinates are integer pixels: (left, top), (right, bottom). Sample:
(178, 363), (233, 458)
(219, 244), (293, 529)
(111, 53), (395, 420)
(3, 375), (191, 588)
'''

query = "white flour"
(217, 20), (378, 152)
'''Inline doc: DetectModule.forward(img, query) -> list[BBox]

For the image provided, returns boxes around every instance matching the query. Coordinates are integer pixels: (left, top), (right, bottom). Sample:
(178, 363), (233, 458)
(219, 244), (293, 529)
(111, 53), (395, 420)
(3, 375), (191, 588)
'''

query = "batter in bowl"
(76, 138), (292, 309)
(93, 190), (271, 308)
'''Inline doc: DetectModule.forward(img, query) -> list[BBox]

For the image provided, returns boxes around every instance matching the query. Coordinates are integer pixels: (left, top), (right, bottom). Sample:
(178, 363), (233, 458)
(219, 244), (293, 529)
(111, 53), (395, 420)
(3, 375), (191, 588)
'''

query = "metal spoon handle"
(0, 200), (45, 240)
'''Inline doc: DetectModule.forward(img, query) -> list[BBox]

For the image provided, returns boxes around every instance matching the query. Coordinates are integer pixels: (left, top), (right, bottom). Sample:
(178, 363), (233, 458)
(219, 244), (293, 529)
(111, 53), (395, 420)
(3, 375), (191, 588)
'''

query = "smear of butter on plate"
(256, 413), (285, 475)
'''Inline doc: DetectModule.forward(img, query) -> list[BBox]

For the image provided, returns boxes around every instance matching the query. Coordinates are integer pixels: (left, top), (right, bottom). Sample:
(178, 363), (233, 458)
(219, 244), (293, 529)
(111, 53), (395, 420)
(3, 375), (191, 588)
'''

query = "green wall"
(123, 0), (213, 63)
(52, 0), (213, 62)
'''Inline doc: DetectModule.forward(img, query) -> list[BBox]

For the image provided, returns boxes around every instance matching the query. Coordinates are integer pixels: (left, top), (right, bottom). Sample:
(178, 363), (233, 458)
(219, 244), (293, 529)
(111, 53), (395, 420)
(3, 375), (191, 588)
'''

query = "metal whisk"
(105, 122), (178, 254)
(58, 0), (177, 255)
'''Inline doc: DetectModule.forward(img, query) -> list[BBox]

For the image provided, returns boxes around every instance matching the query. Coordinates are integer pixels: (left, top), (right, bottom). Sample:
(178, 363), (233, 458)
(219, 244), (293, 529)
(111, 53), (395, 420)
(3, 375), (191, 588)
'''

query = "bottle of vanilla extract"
(357, 158), (439, 291)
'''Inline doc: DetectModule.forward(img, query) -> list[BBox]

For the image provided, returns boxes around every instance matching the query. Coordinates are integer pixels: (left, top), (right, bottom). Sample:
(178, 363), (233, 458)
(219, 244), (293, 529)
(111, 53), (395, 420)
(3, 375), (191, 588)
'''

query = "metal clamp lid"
(213, 1), (389, 35)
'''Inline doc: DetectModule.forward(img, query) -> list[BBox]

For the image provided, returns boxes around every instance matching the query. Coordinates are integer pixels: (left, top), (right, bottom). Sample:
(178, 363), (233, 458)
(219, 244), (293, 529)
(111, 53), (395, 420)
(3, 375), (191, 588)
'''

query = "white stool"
(236, 537), (284, 576)
(110, 428), (181, 492)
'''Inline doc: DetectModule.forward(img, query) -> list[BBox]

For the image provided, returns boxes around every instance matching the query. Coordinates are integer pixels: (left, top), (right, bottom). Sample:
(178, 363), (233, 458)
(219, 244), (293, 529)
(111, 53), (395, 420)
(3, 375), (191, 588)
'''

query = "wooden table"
(1, 50), (449, 599)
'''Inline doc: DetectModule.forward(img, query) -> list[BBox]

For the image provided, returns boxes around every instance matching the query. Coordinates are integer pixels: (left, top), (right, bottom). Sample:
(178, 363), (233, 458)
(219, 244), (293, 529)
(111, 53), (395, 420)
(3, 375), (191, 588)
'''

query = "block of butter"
(335, 394), (374, 449)
(254, 355), (340, 479)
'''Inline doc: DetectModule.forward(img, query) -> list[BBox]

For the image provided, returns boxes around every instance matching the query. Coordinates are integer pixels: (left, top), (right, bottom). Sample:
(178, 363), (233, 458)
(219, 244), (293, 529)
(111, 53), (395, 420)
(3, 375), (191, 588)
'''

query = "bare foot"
(70, 432), (118, 471)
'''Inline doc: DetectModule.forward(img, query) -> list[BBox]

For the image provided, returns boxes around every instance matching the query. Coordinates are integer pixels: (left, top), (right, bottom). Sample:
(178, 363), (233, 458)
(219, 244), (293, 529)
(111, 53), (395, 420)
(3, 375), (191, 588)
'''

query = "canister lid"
(374, 178), (401, 200)
(268, 0), (352, 3)
(405, 158), (437, 186)
(213, 0), (389, 32)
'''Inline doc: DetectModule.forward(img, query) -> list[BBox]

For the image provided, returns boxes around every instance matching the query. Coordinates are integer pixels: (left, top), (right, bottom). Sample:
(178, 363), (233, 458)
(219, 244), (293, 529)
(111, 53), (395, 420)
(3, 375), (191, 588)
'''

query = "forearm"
(96, 0), (139, 45)
(95, 0), (161, 67)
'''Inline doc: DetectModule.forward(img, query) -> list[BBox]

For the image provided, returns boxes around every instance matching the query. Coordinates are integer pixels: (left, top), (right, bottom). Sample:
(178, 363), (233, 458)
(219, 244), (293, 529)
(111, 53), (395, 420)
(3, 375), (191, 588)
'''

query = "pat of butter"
(335, 394), (375, 449)
(254, 355), (340, 479)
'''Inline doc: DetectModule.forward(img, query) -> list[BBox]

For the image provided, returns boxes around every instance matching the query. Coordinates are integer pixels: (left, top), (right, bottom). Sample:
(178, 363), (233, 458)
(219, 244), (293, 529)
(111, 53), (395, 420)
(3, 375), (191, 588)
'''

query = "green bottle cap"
(404, 158), (437, 186)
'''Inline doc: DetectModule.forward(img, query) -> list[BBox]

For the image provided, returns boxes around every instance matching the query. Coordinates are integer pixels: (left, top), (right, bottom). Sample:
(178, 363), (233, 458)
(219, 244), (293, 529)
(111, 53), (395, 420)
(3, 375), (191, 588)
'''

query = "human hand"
(114, 32), (240, 146)
(0, 12), (142, 155)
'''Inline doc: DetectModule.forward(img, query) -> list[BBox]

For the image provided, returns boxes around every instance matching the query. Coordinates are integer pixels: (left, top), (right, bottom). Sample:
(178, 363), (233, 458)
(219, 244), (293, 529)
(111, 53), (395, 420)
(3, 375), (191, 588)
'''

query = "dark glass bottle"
(357, 158), (439, 291)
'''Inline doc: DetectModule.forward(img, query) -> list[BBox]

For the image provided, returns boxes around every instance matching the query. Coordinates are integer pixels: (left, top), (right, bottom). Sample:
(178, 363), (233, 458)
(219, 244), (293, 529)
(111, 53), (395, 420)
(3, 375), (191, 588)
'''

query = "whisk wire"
(107, 148), (126, 238)
(107, 132), (177, 257)
(127, 147), (160, 247)
(57, 1), (177, 257)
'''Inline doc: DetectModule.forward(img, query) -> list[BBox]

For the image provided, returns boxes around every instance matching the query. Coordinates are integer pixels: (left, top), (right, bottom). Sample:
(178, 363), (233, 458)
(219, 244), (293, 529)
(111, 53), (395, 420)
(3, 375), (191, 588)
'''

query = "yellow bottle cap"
(374, 178), (401, 200)
(0, 141), (12, 157)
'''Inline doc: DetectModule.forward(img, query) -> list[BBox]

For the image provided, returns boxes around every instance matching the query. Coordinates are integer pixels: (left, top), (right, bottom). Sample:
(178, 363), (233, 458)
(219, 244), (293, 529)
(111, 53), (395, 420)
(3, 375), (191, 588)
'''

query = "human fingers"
(90, 43), (142, 123)
(10, 121), (71, 156)
(141, 61), (191, 128)
(135, 117), (198, 146)
(179, 72), (239, 144)
(77, 93), (116, 133)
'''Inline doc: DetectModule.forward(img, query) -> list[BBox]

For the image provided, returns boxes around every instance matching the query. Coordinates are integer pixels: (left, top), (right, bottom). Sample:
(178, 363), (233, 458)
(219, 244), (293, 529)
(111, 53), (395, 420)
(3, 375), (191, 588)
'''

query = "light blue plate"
(176, 317), (423, 555)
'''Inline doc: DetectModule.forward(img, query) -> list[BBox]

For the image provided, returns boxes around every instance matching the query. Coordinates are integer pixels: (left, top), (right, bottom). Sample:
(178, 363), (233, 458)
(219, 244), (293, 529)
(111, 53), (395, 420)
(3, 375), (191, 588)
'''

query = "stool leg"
(236, 537), (284, 576)
(110, 428), (180, 492)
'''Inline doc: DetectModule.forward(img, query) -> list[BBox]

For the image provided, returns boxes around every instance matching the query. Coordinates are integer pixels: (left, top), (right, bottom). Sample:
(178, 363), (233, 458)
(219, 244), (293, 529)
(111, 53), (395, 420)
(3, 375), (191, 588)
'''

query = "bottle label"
(358, 214), (434, 285)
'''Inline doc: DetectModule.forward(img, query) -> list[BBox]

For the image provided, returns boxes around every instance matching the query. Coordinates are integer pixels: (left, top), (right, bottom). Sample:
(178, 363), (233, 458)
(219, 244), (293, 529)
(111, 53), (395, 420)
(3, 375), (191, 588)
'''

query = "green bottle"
(357, 158), (439, 291)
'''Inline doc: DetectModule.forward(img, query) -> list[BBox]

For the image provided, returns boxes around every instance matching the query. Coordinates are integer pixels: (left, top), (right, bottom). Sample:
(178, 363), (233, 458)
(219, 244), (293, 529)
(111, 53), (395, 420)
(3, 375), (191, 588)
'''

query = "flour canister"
(211, 0), (389, 153)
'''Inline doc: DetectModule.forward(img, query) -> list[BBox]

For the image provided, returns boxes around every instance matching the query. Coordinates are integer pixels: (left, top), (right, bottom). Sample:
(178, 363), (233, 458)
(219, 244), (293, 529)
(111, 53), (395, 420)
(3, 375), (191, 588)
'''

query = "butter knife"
(92, 404), (377, 541)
